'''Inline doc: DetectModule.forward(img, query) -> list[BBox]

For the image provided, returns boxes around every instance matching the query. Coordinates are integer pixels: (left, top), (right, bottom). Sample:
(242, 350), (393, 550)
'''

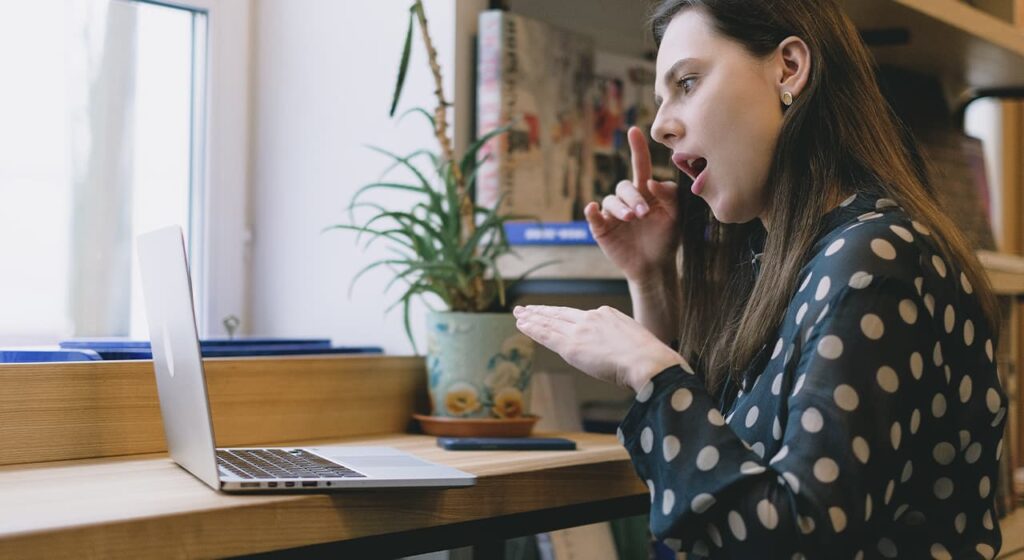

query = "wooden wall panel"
(0, 356), (428, 467)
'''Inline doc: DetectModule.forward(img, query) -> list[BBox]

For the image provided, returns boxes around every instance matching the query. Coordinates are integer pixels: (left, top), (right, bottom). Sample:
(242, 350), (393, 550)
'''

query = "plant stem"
(412, 1), (475, 244)
(413, 0), (487, 311)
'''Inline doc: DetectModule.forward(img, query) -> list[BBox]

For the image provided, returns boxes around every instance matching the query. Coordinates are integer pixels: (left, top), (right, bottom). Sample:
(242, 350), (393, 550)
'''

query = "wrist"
(627, 266), (678, 296)
(628, 345), (686, 392)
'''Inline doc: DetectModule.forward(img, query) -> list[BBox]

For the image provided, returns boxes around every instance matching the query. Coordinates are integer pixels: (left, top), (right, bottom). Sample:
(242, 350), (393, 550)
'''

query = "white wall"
(249, 0), (473, 354)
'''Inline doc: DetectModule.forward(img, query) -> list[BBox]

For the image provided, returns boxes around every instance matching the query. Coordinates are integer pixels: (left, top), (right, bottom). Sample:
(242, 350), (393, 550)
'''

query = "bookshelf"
(497, 0), (1024, 99)
(484, 0), (1024, 290)
(843, 0), (1024, 100)
(500, 247), (1024, 296)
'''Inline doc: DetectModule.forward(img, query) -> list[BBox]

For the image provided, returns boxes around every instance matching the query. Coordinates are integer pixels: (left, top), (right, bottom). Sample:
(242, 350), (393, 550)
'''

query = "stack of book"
(0, 338), (381, 362)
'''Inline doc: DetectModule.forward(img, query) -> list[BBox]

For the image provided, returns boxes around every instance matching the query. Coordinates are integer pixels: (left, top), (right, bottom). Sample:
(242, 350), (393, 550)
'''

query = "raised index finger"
(628, 126), (653, 200)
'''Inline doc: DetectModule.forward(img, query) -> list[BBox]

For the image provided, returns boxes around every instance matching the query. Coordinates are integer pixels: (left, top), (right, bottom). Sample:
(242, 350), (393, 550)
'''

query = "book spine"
(504, 221), (595, 245)
(476, 11), (506, 213)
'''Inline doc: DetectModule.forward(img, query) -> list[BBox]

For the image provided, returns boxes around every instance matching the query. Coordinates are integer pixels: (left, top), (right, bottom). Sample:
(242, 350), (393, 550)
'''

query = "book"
(0, 349), (102, 363)
(504, 221), (595, 245)
(477, 21), (675, 245)
(55, 338), (382, 360)
(60, 337), (334, 349)
(915, 128), (998, 252)
(476, 10), (595, 225)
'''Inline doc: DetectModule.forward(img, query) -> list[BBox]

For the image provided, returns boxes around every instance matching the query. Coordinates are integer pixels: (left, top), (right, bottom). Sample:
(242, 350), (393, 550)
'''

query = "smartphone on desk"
(437, 437), (577, 451)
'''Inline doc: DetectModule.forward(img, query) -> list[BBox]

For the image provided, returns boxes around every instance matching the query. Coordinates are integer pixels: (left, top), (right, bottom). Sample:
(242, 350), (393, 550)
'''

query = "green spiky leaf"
(389, 5), (416, 117)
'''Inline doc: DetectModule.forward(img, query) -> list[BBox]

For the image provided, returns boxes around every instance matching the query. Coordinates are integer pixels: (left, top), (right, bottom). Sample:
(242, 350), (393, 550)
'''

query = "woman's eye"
(676, 76), (698, 94)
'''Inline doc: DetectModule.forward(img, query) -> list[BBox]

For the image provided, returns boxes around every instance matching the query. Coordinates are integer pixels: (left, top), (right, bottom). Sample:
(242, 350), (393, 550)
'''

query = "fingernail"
(636, 203), (649, 216)
(513, 306), (524, 316)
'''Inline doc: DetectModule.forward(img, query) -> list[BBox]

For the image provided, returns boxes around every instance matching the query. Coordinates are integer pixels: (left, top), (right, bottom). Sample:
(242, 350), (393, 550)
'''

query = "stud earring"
(781, 91), (794, 107)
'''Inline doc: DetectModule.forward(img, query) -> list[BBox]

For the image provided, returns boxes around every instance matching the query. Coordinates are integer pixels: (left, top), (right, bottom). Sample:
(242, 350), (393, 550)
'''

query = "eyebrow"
(654, 57), (699, 108)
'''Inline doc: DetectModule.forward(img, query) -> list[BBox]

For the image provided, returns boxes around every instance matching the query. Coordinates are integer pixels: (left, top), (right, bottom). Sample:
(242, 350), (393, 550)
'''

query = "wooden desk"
(0, 357), (648, 558)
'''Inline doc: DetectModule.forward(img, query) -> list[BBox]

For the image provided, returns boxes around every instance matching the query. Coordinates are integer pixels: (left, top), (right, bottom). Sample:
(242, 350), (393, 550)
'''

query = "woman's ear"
(776, 36), (811, 100)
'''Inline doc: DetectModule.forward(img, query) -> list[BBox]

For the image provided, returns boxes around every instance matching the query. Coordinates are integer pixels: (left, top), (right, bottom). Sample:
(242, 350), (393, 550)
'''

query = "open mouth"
(672, 153), (708, 181)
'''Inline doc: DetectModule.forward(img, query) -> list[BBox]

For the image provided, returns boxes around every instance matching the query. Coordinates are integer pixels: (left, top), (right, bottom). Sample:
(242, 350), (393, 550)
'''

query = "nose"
(651, 105), (683, 149)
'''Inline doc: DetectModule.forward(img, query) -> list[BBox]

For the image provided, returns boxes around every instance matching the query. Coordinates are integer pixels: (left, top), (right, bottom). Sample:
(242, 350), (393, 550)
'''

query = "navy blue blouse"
(619, 192), (1008, 559)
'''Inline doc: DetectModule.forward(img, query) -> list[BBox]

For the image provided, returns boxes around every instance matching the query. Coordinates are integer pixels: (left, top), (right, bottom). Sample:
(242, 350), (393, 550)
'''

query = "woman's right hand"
(584, 126), (681, 282)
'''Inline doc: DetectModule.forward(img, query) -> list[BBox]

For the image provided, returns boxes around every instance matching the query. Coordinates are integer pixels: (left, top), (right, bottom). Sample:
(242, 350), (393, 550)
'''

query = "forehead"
(655, 9), (729, 92)
(655, 8), (721, 77)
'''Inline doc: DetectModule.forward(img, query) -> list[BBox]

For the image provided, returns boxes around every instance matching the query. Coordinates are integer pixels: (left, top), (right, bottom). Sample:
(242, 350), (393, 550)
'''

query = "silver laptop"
(137, 225), (476, 492)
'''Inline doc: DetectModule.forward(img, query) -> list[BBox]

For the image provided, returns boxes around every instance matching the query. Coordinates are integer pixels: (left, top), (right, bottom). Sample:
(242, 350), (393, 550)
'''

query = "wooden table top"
(0, 432), (647, 558)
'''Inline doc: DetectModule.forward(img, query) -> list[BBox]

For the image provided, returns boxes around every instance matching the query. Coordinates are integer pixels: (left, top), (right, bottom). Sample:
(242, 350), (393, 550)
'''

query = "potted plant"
(327, 1), (553, 426)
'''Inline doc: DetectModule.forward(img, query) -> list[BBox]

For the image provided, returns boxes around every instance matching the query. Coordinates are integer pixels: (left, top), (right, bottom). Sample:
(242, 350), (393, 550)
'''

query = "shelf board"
(978, 250), (1024, 295)
(504, 0), (1024, 96)
(498, 245), (623, 281)
(841, 0), (1024, 99)
(498, 246), (1024, 296)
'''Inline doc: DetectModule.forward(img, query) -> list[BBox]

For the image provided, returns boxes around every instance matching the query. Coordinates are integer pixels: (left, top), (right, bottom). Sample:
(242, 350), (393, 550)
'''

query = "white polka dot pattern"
(663, 435), (681, 462)
(670, 388), (693, 411)
(614, 194), (1004, 557)
(757, 500), (778, 529)
(636, 381), (654, 403)
(696, 446), (719, 471)
(640, 427), (653, 453)
(834, 384), (859, 411)
(816, 277), (832, 301)
(871, 238), (896, 260)
(826, 239), (845, 256)
(848, 271), (873, 289)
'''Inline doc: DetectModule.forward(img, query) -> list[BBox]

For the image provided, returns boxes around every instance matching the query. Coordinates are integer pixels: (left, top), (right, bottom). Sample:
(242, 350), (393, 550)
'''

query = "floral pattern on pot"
(443, 381), (482, 416)
(491, 386), (525, 418)
(427, 312), (535, 418)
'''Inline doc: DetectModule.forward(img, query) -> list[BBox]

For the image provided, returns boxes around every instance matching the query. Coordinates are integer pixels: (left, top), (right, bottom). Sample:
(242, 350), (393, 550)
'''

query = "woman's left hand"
(513, 304), (687, 392)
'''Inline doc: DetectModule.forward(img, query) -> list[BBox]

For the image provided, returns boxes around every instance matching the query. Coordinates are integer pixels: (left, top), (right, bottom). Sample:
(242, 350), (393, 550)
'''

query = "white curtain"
(66, 0), (137, 336)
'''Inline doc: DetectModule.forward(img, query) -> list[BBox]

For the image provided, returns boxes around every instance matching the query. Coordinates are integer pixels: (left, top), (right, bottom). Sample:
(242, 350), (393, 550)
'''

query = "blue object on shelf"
(54, 338), (381, 360)
(0, 349), (102, 363)
(504, 221), (596, 245)
(60, 337), (334, 350)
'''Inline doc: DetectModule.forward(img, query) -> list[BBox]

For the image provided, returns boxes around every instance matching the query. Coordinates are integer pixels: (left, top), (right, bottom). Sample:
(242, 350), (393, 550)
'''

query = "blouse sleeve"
(618, 275), (963, 558)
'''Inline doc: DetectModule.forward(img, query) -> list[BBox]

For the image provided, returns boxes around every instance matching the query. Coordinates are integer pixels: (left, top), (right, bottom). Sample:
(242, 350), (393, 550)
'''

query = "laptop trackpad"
(339, 456), (433, 469)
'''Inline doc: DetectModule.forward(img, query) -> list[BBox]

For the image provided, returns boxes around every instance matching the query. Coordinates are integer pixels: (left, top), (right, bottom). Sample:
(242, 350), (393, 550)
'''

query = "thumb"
(648, 180), (679, 218)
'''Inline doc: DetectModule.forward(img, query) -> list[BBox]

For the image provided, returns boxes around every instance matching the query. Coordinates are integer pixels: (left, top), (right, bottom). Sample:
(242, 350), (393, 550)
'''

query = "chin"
(707, 198), (759, 225)
(706, 198), (740, 224)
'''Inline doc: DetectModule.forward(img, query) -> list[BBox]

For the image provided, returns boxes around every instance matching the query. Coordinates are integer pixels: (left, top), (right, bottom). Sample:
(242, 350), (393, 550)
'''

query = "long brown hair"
(651, 0), (999, 396)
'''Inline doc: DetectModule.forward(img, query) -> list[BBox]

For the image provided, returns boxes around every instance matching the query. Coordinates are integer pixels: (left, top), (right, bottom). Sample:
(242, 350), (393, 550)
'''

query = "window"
(0, 0), (210, 344)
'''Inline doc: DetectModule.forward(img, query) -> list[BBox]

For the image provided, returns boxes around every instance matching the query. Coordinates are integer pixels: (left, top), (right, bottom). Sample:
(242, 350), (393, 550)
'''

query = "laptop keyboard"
(216, 449), (366, 479)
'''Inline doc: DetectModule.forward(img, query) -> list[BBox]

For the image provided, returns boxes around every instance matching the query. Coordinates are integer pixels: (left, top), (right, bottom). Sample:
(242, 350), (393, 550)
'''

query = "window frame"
(144, 0), (253, 338)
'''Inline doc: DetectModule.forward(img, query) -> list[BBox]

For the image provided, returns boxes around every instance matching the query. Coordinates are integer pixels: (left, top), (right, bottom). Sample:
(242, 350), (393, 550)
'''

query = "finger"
(601, 194), (636, 222)
(615, 180), (650, 218)
(516, 315), (568, 351)
(515, 304), (586, 324)
(648, 179), (679, 220)
(628, 126), (653, 201)
(584, 202), (616, 237)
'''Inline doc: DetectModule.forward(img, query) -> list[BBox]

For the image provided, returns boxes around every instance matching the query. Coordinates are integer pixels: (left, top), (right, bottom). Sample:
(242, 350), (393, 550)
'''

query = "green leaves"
(331, 1), (558, 353)
(389, 4), (417, 117)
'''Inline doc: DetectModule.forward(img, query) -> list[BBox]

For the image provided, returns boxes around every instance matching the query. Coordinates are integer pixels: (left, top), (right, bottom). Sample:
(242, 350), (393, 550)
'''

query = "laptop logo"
(162, 326), (176, 377)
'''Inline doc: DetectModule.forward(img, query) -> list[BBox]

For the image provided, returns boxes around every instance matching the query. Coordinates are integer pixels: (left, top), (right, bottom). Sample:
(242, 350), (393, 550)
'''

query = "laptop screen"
(137, 225), (221, 489)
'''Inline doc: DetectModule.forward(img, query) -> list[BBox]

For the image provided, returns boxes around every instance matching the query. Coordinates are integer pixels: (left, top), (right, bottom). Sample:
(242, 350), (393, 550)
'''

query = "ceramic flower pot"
(425, 311), (535, 419)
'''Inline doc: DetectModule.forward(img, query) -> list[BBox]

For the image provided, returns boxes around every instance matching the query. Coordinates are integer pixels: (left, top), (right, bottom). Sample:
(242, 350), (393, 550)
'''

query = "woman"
(512, 0), (1008, 557)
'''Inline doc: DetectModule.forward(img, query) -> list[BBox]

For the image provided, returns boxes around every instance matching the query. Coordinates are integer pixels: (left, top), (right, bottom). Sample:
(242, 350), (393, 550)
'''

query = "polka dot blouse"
(618, 192), (1009, 559)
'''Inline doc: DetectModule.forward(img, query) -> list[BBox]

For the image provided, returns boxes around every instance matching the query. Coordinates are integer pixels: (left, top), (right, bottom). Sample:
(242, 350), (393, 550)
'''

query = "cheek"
(711, 89), (782, 186)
